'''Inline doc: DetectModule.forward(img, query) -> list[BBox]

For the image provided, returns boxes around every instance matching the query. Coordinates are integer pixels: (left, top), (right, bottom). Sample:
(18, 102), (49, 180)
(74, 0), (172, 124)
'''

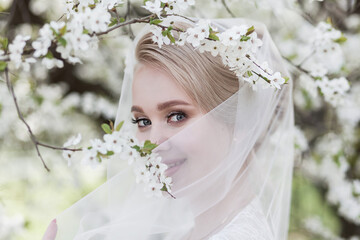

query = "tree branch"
(221, 0), (235, 18)
(95, 14), (154, 37)
(4, 68), (81, 172)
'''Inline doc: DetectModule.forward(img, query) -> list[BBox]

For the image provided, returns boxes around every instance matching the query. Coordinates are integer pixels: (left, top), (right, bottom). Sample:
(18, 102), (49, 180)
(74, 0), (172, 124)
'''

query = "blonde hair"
(135, 24), (241, 113)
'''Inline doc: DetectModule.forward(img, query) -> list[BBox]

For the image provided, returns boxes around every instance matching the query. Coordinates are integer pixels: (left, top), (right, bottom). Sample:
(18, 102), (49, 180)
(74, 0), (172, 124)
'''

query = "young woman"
(43, 17), (294, 240)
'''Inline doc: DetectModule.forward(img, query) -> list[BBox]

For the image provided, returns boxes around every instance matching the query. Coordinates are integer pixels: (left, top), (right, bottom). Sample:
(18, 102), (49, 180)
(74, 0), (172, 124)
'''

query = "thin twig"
(166, 190), (176, 199)
(166, 13), (196, 23)
(221, 0), (235, 18)
(298, 50), (315, 67)
(283, 56), (310, 75)
(4, 68), (82, 172)
(95, 15), (154, 36)
(57, 13), (66, 22)
(124, 0), (131, 20)
(4, 67), (50, 171)
(125, 0), (135, 40)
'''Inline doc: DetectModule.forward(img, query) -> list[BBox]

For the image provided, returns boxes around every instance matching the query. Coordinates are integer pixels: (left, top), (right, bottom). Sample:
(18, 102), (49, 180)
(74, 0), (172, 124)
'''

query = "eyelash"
(131, 111), (187, 128)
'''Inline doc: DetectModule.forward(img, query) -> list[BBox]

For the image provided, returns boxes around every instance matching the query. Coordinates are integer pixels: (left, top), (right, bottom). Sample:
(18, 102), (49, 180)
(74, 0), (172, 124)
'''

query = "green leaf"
(83, 29), (89, 34)
(116, 121), (124, 131)
(109, 17), (119, 27)
(106, 151), (114, 156)
(50, 27), (59, 37)
(45, 51), (54, 59)
(208, 33), (219, 41)
(0, 61), (7, 71)
(59, 25), (67, 36)
(143, 140), (157, 151)
(132, 145), (141, 152)
(161, 183), (167, 191)
(101, 123), (112, 134)
(120, 17), (125, 23)
(58, 37), (67, 47)
(150, 19), (163, 25)
(167, 32), (175, 43)
(326, 17), (333, 26)
(162, 30), (167, 37)
(240, 35), (251, 42)
(97, 154), (102, 163)
(0, 37), (8, 50)
(284, 76), (289, 84)
(33, 95), (44, 105)
(334, 35), (347, 44)
(109, 120), (114, 131)
(246, 26), (255, 36)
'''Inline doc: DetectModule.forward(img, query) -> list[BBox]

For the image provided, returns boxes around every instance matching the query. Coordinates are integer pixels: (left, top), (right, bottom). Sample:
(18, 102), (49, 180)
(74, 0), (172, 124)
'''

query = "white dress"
(209, 198), (275, 240)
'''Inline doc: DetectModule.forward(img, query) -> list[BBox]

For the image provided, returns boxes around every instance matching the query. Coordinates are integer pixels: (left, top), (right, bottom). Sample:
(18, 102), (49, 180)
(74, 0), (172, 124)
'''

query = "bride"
(43, 17), (294, 240)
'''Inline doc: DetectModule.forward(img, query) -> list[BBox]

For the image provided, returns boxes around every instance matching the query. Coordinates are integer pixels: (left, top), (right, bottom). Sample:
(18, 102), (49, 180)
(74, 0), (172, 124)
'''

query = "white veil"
(53, 18), (294, 240)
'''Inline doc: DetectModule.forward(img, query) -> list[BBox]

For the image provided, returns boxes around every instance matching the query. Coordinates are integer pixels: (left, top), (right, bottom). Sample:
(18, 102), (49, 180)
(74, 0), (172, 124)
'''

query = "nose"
(149, 124), (171, 151)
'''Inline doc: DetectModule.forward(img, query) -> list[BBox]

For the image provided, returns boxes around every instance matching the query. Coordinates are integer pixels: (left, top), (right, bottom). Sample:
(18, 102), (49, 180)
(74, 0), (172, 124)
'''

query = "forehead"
(132, 65), (193, 107)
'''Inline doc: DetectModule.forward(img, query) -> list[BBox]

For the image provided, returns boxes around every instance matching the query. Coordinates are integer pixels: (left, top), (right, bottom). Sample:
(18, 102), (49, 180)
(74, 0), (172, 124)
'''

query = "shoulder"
(209, 198), (274, 240)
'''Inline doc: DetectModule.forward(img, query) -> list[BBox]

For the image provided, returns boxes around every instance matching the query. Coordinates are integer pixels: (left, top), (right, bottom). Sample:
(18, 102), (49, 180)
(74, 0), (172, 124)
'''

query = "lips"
(163, 158), (186, 176)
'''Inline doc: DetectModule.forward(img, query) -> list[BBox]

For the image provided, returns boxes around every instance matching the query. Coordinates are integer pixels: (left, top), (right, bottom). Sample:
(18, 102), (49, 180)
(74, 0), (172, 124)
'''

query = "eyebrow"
(131, 100), (191, 113)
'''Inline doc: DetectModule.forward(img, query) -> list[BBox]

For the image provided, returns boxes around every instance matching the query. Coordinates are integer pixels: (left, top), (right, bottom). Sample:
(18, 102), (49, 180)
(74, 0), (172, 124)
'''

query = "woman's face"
(131, 64), (231, 190)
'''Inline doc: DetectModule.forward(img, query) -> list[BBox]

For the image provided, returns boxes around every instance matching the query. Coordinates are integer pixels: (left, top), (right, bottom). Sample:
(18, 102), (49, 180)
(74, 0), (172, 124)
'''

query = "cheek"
(136, 130), (148, 143)
(172, 118), (231, 170)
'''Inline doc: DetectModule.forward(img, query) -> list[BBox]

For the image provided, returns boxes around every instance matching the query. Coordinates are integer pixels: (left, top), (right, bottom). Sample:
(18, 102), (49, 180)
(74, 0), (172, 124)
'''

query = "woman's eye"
(167, 112), (187, 123)
(132, 118), (151, 128)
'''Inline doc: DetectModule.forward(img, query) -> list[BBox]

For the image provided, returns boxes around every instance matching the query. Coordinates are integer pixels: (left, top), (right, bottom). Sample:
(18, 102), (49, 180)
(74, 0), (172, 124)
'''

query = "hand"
(42, 219), (58, 240)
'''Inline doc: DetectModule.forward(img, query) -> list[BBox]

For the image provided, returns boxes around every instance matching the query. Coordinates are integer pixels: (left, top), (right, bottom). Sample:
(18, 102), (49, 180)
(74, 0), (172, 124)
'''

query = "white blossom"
(64, 133), (82, 147)
(100, 0), (124, 9)
(144, 181), (164, 198)
(198, 40), (225, 57)
(41, 58), (64, 69)
(249, 31), (263, 52)
(316, 77), (350, 106)
(49, 21), (66, 32)
(32, 24), (54, 58)
(294, 127), (308, 152)
(21, 57), (36, 72)
(174, 0), (195, 12)
(103, 131), (124, 153)
(150, 27), (170, 48)
(82, 6), (111, 33)
(175, 32), (187, 46)
(186, 27), (205, 47)
(81, 147), (99, 167)
(0, 49), (5, 61)
(90, 138), (107, 154)
(143, 0), (163, 18)
(78, 0), (95, 9)
(134, 162), (151, 183)
(9, 35), (30, 69)
(269, 72), (286, 89)
(219, 30), (239, 46)
(309, 63), (328, 78)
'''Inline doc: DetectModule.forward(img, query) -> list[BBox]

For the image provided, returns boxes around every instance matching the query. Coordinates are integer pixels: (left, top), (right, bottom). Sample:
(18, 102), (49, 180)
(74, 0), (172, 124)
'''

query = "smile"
(164, 159), (186, 176)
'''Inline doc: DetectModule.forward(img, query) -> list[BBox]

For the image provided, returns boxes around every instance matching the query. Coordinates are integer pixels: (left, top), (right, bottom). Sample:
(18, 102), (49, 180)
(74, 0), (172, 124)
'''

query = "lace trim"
(208, 198), (274, 240)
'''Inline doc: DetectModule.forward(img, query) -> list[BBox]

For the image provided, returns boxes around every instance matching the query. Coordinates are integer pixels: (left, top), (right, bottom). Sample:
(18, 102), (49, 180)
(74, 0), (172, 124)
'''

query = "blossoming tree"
(0, 0), (360, 239)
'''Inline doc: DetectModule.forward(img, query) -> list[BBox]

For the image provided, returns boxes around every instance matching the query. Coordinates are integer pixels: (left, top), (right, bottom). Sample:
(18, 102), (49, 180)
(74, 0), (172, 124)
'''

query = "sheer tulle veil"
(53, 17), (294, 240)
